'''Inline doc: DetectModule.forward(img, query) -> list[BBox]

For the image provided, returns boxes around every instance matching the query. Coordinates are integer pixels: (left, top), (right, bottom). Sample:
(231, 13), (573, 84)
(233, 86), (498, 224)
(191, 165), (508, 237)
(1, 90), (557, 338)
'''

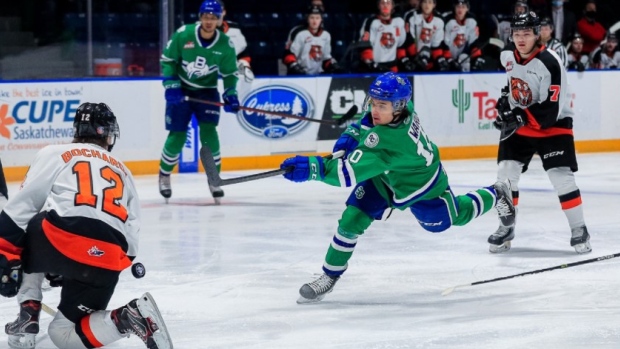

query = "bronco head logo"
(453, 33), (466, 48)
(511, 77), (533, 106)
(420, 27), (432, 44)
(309, 45), (323, 61)
(380, 32), (395, 49)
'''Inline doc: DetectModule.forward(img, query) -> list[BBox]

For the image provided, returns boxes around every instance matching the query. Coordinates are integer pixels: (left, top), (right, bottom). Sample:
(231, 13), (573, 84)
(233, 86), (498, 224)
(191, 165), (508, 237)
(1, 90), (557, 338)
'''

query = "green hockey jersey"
(161, 23), (238, 91)
(322, 108), (449, 209)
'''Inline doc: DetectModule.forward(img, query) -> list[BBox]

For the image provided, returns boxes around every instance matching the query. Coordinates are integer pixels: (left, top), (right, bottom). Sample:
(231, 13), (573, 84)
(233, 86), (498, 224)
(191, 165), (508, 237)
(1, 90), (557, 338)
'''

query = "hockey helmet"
(453, 0), (470, 7)
(513, 1), (529, 14)
(511, 11), (541, 35)
(199, 0), (223, 19)
(73, 102), (120, 149)
(365, 72), (412, 115)
(307, 5), (323, 16)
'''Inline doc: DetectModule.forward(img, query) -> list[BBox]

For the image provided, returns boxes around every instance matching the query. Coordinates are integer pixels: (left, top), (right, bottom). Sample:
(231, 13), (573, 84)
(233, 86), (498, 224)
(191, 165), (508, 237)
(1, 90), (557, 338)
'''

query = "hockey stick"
(441, 252), (620, 296)
(185, 96), (358, 126)
(41, 303), (57, 316)
(200, 147), (344, 187)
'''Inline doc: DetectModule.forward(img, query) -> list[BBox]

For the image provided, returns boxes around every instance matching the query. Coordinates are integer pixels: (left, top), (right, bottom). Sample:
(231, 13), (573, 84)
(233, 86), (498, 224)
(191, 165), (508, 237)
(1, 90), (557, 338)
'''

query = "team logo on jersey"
(380, 33), (395, 49)
(510, 77), (533, 106)
(183, 41), (195, 49)
(87, 246), (105, 257)
(364, 132), (379, 148)
(420, 27), (433, 44)
(453, 33), (466, 48)
(506, 61), (514, 72)
(183, 57), (218, 79)
(309, 45), (323, 61)
(238, 84), (314, 139)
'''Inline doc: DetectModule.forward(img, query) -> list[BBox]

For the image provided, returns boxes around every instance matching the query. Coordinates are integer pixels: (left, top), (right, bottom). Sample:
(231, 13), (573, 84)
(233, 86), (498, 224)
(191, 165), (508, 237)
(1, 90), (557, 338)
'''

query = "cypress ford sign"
(237, 84), (314, 139)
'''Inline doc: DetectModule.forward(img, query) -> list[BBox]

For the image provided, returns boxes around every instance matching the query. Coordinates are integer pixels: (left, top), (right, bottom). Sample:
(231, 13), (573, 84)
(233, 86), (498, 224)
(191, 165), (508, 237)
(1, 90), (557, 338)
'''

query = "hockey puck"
(131, 263), (146, 279)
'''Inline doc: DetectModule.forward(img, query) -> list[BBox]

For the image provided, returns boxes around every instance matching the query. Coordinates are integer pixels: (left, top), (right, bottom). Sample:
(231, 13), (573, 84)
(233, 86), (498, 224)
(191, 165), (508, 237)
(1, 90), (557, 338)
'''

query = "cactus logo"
(238, 84), (314, 139)
(452, 79), (471, 123)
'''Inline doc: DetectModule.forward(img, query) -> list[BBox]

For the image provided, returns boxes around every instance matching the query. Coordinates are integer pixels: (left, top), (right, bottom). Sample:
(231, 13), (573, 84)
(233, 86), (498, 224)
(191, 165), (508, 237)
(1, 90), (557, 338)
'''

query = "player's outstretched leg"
(297, 274), (340, 304)
(488, 180), (516, 253)
(5, 300), (41, 349)
(158, 172), (172, 203)
(208, 185), (224, 205)
(570, 225), (592, 254)
(111, 293), (173, 349)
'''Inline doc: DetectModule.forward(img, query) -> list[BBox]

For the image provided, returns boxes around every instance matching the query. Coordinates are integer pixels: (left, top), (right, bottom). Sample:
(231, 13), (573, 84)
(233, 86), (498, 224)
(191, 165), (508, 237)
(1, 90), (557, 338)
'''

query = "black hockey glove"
(436, 57), (450, 72)
(472, 57), (486, 71)
(0, 255), (22, 298)
(449, 58), (462, 72)
(288, 62), (307, 75)
(399, 57), (416, 72)
(413, 49), (431, 71)
(576, 62), (586, 72)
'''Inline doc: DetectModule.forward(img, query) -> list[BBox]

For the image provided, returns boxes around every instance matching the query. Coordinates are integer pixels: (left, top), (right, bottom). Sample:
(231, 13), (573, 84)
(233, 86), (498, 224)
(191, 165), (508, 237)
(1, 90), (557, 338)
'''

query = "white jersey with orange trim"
(287, 27), (333, 75)
(220, 21), (248, 58)
(405, 10), (445, 51)
(2, 143), (140, 258)
(444, 13), (479, 58)
(359, 16), (407, 63)
(500, 43), (574, 136)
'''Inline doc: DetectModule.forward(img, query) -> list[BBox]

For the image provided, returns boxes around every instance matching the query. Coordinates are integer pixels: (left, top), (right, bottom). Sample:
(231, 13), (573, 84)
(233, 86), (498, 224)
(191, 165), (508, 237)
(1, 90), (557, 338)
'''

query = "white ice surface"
(1, 153), (619, 348)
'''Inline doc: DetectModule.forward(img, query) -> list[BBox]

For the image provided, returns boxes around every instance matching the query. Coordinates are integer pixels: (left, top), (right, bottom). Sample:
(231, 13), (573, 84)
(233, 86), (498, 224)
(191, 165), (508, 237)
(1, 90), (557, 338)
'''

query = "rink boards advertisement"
(1, 72), (618, 179)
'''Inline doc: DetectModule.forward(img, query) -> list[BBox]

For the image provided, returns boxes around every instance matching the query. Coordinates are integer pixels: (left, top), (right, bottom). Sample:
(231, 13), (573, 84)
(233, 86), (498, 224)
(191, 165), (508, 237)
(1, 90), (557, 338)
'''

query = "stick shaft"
(41, 303), (57, 316)
(471, 252), (620, 286)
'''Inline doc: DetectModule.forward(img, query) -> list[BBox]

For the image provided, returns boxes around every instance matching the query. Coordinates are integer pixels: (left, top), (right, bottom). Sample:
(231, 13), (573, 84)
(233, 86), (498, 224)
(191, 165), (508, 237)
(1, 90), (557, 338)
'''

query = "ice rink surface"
(1, 153), (619, 349)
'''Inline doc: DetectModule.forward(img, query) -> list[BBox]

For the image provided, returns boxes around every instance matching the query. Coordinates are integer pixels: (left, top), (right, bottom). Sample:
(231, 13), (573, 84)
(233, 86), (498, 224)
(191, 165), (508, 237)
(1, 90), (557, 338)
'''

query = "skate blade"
(573, 241), (592, 254)
(137, 292), (174, 349)
(489, 241), (511, 253)
(8, 334), (36, 349)
(296, 295), (325, 304)
(213, 197), (221, 205)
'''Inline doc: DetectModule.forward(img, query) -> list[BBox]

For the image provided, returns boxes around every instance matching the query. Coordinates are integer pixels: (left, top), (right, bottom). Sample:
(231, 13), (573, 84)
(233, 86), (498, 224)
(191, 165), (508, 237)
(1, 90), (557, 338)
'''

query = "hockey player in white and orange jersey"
(283, 5), (342, 75)
(217, 0), (254, 96)
(0, 103), (172, 349)
(404, 0), (457, 71)
(358, 0), (416, 73)
(489, 12), (591, 255)
(443, 0), (484, 71)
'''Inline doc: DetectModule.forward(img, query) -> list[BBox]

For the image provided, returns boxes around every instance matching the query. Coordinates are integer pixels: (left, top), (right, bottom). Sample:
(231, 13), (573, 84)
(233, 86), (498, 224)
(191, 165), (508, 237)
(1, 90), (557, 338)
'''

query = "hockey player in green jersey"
(280, 72), (516, 303)
(158, 0), (239, 204)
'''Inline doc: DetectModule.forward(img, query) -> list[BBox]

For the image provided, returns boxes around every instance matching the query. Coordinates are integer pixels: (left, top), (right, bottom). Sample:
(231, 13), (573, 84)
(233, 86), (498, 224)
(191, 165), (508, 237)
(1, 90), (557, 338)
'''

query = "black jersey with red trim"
(500, 43), (574, 138)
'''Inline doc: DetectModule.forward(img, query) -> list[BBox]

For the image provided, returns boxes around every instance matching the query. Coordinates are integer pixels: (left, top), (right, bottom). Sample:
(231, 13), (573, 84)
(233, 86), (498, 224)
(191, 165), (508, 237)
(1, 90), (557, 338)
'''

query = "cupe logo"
(0, 104), (16, 139)
(237, 84), (314, 139)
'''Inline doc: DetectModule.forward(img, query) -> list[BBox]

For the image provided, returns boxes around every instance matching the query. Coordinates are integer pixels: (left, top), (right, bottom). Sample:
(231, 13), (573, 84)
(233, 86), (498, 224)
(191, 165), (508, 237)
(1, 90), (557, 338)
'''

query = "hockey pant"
(321, 179), (497, 276)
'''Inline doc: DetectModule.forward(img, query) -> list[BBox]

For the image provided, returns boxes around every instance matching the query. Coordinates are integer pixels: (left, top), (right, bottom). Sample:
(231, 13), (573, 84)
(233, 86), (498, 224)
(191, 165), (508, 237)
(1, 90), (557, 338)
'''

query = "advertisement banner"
(179, 116), (198, 173)
(316, 76), (373, 141)
(414, 73), (506, 147)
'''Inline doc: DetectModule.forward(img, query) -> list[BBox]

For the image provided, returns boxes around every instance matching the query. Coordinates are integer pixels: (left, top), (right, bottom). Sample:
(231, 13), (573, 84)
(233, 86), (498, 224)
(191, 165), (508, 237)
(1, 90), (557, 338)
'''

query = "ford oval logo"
(237, 84), (314, 139)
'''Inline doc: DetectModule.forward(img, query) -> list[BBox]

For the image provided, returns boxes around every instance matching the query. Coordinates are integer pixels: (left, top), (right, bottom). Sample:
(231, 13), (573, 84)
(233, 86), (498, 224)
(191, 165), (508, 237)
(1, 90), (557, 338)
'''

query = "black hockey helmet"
(306, 4), (323, 16)
(511, 11), (541, 35)
(513, 1), (529, 14)
(540, 17), (553, 29)
(73, 102), (120, 148)
(453, 0), (469, 7)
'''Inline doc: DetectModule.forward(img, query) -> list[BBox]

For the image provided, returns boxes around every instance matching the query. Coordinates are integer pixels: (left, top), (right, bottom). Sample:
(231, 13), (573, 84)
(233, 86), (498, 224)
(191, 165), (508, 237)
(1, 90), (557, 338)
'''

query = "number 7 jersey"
(1, 143), (140, 270)
(500, 43), (574, 136)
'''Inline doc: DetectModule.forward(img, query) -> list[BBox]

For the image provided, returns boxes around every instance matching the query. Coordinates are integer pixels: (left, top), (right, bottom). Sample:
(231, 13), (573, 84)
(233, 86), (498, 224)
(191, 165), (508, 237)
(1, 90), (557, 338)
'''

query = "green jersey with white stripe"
(322, 108), (449, 209)
(161, 23), (238, 91)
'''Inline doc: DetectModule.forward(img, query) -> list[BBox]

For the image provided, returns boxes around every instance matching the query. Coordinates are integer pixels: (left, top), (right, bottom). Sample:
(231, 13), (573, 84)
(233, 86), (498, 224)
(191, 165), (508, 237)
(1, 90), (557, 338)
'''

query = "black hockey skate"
(209, 185), (224, 205)
(297, 274), (340, 304)
(5, 300), (41, 349)
(488, 180), (516, 253)
(570, 225), (592, 254)
(158, 173), (171, 203)
(111, 293), (173, 349)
